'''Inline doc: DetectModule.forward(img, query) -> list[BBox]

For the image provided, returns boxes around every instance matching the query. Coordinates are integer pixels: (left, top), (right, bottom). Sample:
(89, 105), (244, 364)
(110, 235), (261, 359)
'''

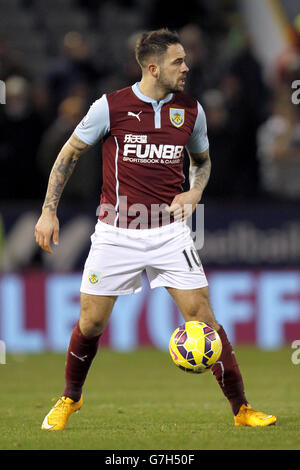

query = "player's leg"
(166, 285), (276, 426)
(166, 285), (219, 330)
(166, 285), (248, 415)
(147, 222), (276, 426)
(62, 220), (145, 403)
(42, 221), (146, 430)
(146, 223), (247, 417)
(63, 292), (117, 401)
(41, 293), (116, 430)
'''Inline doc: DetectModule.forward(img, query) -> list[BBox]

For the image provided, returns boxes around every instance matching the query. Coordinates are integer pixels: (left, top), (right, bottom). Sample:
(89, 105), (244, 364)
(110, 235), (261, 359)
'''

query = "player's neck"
(138, 79), (171, 103)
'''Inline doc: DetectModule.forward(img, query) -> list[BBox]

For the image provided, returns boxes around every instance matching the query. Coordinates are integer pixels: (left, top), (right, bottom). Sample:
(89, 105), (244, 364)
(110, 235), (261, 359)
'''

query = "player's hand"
(34, 210), (59, 254)
(165, 188), (202, 221)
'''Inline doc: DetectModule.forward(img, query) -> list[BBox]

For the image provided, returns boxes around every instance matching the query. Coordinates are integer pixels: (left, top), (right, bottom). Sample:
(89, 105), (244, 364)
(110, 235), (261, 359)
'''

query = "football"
(169, 321), (222, 373)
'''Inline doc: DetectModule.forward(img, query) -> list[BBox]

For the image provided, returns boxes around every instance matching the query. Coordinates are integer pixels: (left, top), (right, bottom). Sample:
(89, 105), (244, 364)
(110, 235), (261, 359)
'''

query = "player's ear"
(148, 63), (159, 78)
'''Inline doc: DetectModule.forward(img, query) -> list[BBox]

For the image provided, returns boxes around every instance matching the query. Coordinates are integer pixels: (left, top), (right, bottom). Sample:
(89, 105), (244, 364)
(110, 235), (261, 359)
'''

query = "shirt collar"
(132, 82), (173, 105)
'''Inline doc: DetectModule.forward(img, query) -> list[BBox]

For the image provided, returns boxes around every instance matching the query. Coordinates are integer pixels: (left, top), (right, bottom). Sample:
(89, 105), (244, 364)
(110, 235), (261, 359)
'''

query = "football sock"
(63, 321), (101, 402)
(211, 325), (248, 415)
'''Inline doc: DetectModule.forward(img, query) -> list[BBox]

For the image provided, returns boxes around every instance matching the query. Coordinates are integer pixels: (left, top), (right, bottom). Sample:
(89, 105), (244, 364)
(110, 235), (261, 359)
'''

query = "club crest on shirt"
(169, 108), (185, 128)
(88, 270), (102, 285)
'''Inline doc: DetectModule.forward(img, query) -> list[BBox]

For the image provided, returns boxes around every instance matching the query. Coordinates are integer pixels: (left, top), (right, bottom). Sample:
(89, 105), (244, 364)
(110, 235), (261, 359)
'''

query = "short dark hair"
(135, 28), (180, 68)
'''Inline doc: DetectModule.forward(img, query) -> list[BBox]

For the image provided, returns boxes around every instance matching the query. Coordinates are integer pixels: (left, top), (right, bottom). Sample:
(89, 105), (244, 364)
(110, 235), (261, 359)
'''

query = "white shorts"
(80, 220), (208, 296)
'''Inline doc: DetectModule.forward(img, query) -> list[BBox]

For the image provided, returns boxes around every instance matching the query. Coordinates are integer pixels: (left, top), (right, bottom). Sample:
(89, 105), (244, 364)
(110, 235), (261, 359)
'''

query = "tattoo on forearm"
(42, 154), (78, 212)
(42, 134), (89, 212)
(68, 140), (87, 152)
(189, 152), (211, 195)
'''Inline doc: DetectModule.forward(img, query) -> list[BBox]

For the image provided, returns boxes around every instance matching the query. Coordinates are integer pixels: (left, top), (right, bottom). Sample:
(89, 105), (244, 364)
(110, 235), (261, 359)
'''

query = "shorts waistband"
(96, 219), (188, 236)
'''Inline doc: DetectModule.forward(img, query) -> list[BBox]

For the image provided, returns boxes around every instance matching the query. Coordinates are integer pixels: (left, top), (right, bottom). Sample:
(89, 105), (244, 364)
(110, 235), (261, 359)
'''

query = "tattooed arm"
(166, 148), (211, 221)
(35, 133), (92, 253)
(188, 148), (211, 199)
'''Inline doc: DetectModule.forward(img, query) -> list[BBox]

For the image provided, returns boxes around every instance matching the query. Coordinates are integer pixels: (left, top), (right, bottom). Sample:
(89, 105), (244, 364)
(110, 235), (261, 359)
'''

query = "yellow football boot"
(41, 395), (83, 430)
(234, 404), (276, 427)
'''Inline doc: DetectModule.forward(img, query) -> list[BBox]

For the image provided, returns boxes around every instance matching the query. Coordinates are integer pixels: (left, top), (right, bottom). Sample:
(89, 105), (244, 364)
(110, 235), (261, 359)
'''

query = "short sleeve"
(74, 94), (110, 146)
(186, 101), (209, 154)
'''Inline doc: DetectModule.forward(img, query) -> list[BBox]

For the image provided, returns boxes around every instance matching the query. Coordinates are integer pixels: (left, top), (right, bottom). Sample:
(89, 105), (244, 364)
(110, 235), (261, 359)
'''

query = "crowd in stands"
(1, 0), (300, 207)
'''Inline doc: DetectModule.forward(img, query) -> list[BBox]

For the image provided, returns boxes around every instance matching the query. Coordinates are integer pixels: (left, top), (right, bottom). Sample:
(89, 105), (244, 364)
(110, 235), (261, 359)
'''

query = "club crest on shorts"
(170, 108), (185, 128)
(88, 270), (102, 285)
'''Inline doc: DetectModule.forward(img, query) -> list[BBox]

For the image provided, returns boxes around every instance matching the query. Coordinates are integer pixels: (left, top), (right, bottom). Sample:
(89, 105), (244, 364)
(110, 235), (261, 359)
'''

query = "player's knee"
(186, 302), (211, 321)
(79, 295), (109, 337)
(79, 315), (106, 337)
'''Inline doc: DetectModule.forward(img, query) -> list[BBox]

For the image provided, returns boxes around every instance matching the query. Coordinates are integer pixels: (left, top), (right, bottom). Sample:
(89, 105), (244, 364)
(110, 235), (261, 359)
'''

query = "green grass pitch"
(0, 346), (299, 450)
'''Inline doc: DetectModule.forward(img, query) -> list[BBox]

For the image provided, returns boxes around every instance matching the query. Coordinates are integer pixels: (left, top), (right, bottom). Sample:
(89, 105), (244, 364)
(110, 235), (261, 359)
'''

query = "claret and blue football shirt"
(75, 82), (209, 228)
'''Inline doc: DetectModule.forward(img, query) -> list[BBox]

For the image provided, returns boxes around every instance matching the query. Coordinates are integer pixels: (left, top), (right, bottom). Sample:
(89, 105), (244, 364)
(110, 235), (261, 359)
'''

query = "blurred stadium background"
(0, 0), (300, 355)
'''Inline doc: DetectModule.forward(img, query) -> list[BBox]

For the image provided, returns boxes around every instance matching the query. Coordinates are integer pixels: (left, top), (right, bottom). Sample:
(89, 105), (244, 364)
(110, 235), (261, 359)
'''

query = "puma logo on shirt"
(128, 111), (142, 121)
